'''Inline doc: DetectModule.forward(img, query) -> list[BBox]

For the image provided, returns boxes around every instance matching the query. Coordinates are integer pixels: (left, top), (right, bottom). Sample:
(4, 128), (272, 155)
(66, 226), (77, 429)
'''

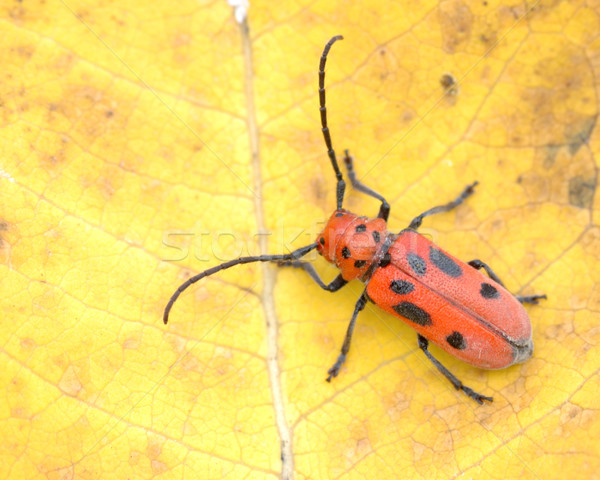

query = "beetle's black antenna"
(163, 242), (319, 324)
(319, 35), (345, 210)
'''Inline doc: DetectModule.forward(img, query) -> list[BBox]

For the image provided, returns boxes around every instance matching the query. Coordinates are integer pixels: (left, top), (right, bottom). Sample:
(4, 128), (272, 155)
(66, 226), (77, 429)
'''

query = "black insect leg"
(343, 150), (390, 221)
(516, 294), (547, 304)
(278, 260), (347, 292)
(468, 259), (547, 304)
(327, 292), (368, 381)
(417, 334), (493, 404)
(408, 182), (478, 230)
(468, 259), (506, 286)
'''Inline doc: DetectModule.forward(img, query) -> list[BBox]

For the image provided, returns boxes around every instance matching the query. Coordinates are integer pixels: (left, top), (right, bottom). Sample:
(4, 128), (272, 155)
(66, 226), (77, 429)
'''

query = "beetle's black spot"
(355, 224), (367, 233)
(379, 252), (391, 268)
(390, 279), (415, 295)
(372, 231), (380, 243)
(480, 282), (500, 299)
(335, 212), (344, 217)
(446, 331), (467, 350)
(429, 246), (462, 277)
(354, 259), (366, 268)
(407, 254), (427, 276)
(342, 246), (351, 259)
(319, 237), (325, 245)
(392, 302), (431, 326)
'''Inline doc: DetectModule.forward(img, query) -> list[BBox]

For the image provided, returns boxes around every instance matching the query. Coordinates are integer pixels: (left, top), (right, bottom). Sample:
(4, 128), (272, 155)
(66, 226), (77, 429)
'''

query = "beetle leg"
(277, 261), (348, 292)
(408, 182), (478, 230)
(515, 294), (547, 304)
(327, 292), (368, 381)
(468, 259), (506, 287)
(343, 150), (390, 221)
(417, 334), (493, 404)
(468, 259), (547, 304)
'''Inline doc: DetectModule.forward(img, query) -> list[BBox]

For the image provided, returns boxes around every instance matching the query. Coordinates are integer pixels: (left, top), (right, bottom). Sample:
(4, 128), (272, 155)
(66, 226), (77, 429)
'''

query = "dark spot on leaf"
(0, 220), (7, 247)
(569, 175), (596, 209)
(542, 144), (561, 169)
(311, 177), (327, 203)
(440, 73), (459, 96)
(565, 115), (597, 155)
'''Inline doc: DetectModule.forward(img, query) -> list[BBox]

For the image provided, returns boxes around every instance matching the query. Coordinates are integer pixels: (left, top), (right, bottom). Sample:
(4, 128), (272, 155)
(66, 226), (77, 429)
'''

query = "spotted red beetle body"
(164, 36), (545, 404)
(318, 210), (534, 371)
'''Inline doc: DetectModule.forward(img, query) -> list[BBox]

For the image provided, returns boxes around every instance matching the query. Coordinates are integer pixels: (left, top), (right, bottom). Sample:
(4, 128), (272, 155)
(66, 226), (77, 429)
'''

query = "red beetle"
(164, 36), (545, 403)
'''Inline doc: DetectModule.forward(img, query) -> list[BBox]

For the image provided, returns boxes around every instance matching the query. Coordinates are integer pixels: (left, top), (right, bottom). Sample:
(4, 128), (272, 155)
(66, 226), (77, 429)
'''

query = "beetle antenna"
(163, 242), (319, 324)
(319, 35), (345, 210)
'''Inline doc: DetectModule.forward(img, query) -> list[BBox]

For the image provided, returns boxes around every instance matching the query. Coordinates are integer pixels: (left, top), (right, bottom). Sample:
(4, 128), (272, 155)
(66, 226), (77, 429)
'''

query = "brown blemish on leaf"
(59, 85), (118, 139)
(581, 226), (600, 258)
(54, 53), (76, 76)
(8, 4), (25, 21)
(383, 391), (410, 422)
(557, 403), (596, 438)
(172, 32), (192, 48)
(522, 87), (554, 114)
(400, 108), (415, 124)
(20, 337), (37, 351)
(440, 73), (459, 105)
(0, 220), (7, 247)
(568, 175), (596, 209)
(439, 0), (473, 53)
(440, 73), (457, 93)
(565, 115), (597, 155)
(543, 144), (561, 169)
(147, 439), (168, 475)
(310, 176), (327, 204)
(544, 318), (574, 341)
(478, 29), (498, 47)
(587, 283), (600, 311)
(59, 366), (83, 397)
(123, 336), (141, 349)
(345, 420), (373, 461)
(517, 173), (551, 202)
(11, 43), (34, 59)
(99, 176), (116, 200)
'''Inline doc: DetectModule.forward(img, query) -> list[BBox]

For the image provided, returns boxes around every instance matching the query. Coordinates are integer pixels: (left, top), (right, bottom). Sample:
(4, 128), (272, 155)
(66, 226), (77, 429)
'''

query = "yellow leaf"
(2, 1), (599, 479)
